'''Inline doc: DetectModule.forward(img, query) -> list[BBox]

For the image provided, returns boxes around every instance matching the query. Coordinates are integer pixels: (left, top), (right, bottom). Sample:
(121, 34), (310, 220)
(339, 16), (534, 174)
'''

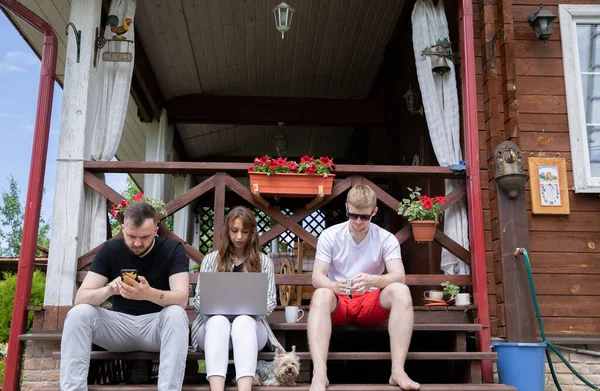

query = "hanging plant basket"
(411, 220), (437, 242)
(248, 172), (335, 198)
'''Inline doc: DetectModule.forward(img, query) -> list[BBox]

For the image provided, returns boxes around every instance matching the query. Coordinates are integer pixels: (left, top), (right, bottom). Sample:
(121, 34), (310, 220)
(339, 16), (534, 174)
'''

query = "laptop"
(197, 272), (268, 316)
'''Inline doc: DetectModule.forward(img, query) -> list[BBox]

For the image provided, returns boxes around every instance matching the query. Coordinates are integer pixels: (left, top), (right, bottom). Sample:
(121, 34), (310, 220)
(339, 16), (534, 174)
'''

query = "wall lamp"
(528, 3), (557, 47)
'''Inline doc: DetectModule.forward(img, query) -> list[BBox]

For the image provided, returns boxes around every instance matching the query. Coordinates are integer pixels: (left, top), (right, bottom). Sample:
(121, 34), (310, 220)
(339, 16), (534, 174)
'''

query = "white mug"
(455, 293), (471, 306)
(424, 290), (444, 300)
(285, 306), (305, 323)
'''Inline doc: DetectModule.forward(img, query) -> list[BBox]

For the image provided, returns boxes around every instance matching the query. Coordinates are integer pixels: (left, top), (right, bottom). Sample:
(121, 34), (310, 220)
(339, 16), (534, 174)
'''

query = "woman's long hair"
(216, 206), (262, 273)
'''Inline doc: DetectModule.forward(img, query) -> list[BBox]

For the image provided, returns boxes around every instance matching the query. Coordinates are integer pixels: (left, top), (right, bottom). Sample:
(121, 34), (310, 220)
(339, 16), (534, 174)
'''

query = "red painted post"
(0, 1), (57, 390)
(458, 0), (494, 383)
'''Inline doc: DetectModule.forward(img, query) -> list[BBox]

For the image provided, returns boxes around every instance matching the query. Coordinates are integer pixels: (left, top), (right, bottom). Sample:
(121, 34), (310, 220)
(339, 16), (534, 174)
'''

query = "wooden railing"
(79, 161), (469, 272)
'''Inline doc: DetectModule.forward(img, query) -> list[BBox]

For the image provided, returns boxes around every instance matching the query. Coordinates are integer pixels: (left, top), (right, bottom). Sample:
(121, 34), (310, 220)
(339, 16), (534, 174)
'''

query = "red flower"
(110, 204), (117, 217)
(331, 163), (337, 169)
(120, 199), (128, 208)
(436, 196), (447, 203)
(320, 156), (333, 167)
(419, 195), (428, 202)
(259, 156), (269, 165)
(288, 162), (299, 171)
(300, 155), (312, 163)
(133, 192), (143, 201)
(268, 160), (279, 170)
(254, 157), (260, 165)
(248, 166), (254, 173)
(306, 163), (317, 174)
(276, 157), (288, 167)
(422, 200), (433, 209)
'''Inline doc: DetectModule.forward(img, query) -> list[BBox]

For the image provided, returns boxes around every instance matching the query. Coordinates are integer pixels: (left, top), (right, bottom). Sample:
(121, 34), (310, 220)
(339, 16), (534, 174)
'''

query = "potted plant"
(397, 187), (446, 242)
(111, 192), (168, 221)
(441, 281), (460, 299)
(248, 155), (336, 197)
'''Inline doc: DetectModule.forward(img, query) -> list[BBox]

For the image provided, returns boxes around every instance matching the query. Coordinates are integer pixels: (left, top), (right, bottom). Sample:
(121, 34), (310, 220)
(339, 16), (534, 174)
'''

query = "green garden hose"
(514, 248), (599, 391)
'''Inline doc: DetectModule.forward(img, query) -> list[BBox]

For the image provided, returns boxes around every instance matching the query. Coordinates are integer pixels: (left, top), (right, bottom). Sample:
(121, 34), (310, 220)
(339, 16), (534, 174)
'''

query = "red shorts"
(330, 289), (389, 326)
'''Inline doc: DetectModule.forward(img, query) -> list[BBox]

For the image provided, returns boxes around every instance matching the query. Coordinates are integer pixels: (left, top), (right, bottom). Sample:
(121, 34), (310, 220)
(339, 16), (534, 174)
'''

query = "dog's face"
(273, 346), (300, 384)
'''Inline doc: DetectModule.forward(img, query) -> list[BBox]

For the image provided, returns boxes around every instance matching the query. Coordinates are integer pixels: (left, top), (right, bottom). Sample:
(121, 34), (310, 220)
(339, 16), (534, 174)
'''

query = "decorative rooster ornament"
(106, 15), (132, 40)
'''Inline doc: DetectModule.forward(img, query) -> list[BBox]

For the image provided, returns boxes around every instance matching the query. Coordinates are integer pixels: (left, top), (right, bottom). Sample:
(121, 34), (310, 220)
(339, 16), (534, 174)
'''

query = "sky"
(0, 14), (128, 232)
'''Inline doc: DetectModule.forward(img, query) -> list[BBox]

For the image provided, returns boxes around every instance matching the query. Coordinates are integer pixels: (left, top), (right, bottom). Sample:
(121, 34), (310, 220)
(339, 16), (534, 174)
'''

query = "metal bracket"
(490, 28), (507, 68)
(65, 22), (81, 63)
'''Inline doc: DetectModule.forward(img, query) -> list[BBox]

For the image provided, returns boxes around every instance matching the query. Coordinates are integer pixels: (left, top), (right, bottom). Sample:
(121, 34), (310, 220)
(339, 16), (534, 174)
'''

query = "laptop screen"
(197, 272), (268, 316)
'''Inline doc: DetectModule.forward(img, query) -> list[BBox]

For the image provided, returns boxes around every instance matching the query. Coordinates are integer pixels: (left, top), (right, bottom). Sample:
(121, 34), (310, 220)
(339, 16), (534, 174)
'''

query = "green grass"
(196, 359), (234, 374)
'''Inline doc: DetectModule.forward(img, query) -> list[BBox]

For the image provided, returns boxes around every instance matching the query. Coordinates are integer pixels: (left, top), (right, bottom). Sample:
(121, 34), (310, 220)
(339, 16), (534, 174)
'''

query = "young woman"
(191, 206), (282, 391)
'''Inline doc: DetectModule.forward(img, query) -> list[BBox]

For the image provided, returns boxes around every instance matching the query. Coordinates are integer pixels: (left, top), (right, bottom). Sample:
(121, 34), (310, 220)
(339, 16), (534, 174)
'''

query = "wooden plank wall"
(474, 0), (600, 337)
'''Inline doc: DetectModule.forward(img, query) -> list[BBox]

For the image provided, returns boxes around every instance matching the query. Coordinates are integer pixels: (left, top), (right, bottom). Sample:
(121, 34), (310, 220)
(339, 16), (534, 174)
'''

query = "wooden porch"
(39, 159), (496, 389)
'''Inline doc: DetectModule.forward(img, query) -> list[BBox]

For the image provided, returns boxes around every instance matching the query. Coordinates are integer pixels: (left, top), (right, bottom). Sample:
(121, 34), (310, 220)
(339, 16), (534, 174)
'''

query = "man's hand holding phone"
(119, 269), (151, 301)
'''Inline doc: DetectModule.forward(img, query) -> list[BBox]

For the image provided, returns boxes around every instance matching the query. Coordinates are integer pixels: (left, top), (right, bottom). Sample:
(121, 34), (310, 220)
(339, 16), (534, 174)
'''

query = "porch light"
(403, 84), (424, 116)
(275, 122), (287, 156)
(273, 2), (295, 39)
(527, 4), (556, 47)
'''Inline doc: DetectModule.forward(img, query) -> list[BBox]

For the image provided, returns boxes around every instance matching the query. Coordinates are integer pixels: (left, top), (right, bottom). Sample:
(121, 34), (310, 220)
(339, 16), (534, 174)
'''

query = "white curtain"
(80, 0), (136, 253)
(412, 0), (470, 275)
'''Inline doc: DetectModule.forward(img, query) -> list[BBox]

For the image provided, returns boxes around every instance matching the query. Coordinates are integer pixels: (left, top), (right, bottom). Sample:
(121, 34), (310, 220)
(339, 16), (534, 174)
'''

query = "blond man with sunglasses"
(308, 184), (419, 391)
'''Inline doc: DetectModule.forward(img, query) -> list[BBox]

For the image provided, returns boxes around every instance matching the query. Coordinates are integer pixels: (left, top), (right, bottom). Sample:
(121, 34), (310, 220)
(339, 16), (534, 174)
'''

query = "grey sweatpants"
(60, 304), (189, 391)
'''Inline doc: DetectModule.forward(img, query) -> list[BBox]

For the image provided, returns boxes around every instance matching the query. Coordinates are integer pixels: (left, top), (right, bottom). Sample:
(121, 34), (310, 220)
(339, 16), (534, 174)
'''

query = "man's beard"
(126, 238), (155, 257)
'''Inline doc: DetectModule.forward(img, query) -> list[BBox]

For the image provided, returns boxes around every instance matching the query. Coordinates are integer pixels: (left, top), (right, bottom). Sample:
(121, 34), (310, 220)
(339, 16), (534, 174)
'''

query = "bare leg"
(308, 288), (337, 391)
(380, 283), (420, 390)
(208, 375), (225, 391)
(237, 376), (253, 391)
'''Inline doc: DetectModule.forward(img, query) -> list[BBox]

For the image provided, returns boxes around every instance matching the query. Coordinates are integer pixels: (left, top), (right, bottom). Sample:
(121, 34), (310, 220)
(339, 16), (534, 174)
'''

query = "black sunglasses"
(347, 210), (374, 221)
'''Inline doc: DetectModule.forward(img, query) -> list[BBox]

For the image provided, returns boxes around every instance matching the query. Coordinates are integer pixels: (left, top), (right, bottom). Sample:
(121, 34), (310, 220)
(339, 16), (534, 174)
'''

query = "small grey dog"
(254, 346), (300, 386)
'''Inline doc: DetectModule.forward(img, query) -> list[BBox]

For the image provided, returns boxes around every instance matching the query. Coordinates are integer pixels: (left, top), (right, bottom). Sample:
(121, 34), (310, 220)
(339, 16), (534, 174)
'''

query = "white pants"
(193, 315), (268, 380)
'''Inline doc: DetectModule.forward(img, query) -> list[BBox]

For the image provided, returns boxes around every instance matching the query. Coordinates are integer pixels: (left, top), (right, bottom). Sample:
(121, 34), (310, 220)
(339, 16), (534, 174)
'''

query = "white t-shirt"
(315, 221), (402, 283)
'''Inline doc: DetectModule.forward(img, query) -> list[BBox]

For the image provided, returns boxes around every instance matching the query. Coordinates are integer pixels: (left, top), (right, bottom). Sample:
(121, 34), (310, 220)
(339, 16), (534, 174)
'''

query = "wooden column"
(45, 0), (102, 308)
(173, 175), (193, 267)
(212, 173), (226, 250)
(493, 142), (537, 342)
(144, 109), (172, 200)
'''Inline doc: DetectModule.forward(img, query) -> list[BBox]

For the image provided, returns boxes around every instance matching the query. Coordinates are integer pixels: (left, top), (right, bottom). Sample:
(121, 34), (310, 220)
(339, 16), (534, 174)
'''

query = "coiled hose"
(514, 248), (599, 390)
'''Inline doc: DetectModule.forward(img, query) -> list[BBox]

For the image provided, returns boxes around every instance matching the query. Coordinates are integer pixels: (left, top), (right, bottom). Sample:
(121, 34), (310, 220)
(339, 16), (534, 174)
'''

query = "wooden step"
(51, 351), (497, 361)
(19, 323), (481, 341)
(38, 384), (517, 391)
(270, 323), (482, 332)
(76, 271), (474, 287)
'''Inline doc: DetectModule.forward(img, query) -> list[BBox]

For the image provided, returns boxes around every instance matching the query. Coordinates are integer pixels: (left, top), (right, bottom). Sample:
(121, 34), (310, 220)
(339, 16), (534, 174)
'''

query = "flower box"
(248, 172), (335, 198)
(411, 220), (437, 242)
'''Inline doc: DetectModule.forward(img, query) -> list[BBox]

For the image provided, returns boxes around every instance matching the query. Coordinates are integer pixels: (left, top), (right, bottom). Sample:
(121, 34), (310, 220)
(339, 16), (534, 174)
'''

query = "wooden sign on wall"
(528, 157), (570, 215)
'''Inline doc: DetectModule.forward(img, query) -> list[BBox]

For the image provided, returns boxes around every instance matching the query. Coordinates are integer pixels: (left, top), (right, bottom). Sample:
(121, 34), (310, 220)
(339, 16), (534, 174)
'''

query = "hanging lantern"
(527, 4), (557, 48)
(273, 2), (295, 39)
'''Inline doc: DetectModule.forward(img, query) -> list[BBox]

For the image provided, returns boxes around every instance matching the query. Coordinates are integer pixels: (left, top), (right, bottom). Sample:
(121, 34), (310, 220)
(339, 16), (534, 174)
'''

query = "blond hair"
(347, 184), (377, 210)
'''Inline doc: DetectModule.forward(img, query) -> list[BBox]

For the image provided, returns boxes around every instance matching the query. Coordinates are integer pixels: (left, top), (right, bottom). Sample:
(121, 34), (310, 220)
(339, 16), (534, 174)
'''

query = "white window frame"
(559, 4), (600, 192)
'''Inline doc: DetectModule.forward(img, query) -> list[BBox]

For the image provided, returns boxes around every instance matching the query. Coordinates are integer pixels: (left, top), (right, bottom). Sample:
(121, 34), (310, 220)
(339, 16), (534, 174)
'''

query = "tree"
(0, 176), (50, 257)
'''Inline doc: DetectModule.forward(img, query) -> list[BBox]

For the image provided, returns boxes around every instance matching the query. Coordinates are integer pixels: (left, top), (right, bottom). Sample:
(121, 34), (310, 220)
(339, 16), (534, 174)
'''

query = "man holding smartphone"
(60, 201), (190, 391)
(307, 184), (420, 391)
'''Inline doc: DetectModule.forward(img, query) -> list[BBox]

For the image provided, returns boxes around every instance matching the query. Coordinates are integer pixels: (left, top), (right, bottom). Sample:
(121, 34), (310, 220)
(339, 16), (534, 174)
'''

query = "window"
(560, 5), (600, 192)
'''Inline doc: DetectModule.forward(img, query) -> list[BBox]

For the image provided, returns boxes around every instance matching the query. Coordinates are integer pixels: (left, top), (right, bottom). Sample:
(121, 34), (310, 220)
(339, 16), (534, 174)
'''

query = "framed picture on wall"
(528, 157), (570, 215)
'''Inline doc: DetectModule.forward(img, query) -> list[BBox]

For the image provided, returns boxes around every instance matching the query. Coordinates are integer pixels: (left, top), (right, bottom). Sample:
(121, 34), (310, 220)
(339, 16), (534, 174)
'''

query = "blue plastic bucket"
(491, 342), (547, 391)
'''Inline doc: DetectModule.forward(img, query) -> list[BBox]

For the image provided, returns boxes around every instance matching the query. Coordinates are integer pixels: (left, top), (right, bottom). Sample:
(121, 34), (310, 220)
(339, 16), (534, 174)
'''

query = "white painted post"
(173, 175), (193, 268)
(45, 0), (102, 306)
(144, 109), (172, 200)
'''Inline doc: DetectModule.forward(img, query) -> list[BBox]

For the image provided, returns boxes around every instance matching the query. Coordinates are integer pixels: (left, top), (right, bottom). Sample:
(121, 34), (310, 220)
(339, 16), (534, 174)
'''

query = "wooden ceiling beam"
(164, 95), (386, 127)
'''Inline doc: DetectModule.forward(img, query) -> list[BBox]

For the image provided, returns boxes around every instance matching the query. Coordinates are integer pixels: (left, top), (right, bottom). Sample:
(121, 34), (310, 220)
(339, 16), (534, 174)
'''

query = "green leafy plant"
(0, 270), (46, 344)
(397, 187), (447, 223)
(441, 281), (460, 298)
(111, 192), (167, 217)
(248, 155), (336, 176)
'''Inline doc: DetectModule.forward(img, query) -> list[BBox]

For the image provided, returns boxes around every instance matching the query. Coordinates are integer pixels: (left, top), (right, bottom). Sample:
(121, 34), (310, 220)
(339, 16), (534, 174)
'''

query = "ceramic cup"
(455, 293), (471, 306)
(424, 290), (444, 300)
(285, 306), (305, 323)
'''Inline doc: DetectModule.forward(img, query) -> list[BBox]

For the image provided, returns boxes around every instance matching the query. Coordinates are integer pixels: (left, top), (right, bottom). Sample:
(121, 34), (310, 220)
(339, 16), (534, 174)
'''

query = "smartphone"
(120, 269), (139, 286)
